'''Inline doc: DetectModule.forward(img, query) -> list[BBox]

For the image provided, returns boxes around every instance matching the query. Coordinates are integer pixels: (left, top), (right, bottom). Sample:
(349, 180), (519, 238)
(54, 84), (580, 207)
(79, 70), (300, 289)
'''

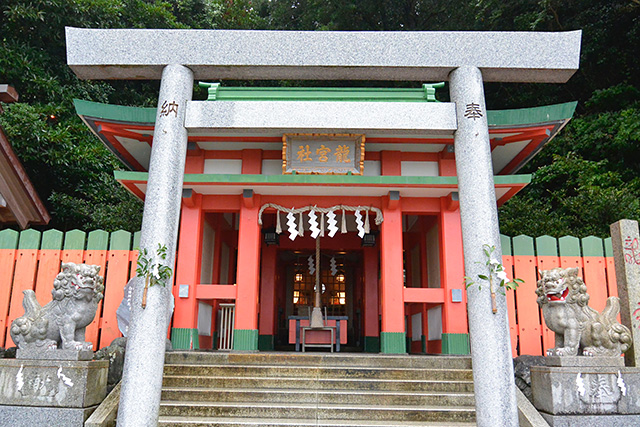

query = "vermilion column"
(171, 193), (204, 349)
(363, 247), (380, 352)
(233, 191), (261, 351)
(439, 198), (469, 354)
(380, 194), (405, 353)
(258, 245), (277, 350)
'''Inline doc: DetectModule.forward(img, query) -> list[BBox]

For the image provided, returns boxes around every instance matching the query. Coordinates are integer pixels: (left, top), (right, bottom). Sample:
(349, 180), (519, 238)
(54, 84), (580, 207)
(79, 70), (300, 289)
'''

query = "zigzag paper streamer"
(287, 211), (297, 241)
(355, 210), (365, 238)
(308, 209), (320, 239)
(307, 255), (315, 275)
(327, 210), (338, 237)
(330, 257), (338, 276)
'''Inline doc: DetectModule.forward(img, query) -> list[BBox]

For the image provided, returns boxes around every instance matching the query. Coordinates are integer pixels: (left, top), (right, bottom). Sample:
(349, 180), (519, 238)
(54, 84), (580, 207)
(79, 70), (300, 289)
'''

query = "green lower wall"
(363, 336), (380, 353)
(380, 332), (406, 354)
(442, 333), (470, 355)
(171, 328), (199, 350)
(233, 329), (259, 351)
(258, 334), (275, 351)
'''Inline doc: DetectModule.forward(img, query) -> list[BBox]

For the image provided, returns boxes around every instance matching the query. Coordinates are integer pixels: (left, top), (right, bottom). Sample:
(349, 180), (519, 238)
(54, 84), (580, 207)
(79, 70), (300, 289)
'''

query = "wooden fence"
(0, 228), (620, 356)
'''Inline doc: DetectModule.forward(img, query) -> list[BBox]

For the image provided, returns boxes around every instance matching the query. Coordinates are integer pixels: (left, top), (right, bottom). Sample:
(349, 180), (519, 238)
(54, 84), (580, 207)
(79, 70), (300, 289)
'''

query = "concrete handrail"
(85, 381), (121, 427)
(516, 387), (550, 427)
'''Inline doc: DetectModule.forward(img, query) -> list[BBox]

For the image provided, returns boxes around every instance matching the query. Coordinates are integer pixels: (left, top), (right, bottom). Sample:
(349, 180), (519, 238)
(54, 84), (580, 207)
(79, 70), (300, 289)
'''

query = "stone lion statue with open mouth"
(10, 262), (104, 352)
(536, 267), (631, 357)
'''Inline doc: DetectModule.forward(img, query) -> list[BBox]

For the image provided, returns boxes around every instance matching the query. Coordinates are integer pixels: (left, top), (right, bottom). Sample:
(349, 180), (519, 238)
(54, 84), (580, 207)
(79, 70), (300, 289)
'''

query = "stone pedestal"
(16, 349), (94, 361)
(531, 360), (640, 426)
(0, 358), (108, 426)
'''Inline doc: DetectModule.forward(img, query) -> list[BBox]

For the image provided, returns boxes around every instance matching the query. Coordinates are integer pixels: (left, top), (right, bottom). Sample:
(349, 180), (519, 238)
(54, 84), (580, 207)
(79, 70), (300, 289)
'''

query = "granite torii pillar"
(450, 66), (518, 426)
(117, 64), (193, 426)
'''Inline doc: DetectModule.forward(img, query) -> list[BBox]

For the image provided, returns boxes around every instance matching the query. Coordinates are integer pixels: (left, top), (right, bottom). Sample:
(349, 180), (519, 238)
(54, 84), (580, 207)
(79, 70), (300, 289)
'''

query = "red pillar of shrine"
(439, 197), (469, 354)
(379, 193), (406, 353)
(233, 191), (261, 351)
(419, 222), (431, 353)
(258, 245), (277, 350)
(172, 192), (204, 349)
(363, 246), (380, 352)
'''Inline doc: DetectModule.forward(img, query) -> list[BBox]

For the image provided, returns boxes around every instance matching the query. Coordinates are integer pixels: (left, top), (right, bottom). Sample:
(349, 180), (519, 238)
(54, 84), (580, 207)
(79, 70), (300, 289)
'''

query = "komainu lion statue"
(536, 267), (631, 357)
(10, 262), (104, 351)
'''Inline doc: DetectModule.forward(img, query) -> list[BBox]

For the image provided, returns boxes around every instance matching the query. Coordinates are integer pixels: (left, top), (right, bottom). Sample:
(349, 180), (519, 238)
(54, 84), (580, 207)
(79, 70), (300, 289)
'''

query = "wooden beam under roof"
(0, 85), (50, 229)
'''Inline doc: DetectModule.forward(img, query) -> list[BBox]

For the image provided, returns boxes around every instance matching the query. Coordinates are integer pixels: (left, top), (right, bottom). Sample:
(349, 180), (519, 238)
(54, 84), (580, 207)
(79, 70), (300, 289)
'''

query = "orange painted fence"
(0, 228), (620, 355)
(0, 228), (139, 350)
(501, 234), (619, 357)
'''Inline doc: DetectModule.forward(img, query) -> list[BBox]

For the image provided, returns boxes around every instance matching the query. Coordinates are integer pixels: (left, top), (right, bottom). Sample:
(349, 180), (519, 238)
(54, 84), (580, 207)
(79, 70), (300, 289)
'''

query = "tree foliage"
(0, 0), (638, 236)
(0, 0), (264, 231)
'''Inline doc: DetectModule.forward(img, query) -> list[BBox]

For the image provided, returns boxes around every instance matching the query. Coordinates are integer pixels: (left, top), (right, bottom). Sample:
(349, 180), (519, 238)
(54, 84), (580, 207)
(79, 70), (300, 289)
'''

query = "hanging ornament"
(308, 209), (320, 239)
(364, 209), (370, 234)
(341, 209), (347, 234)
(327, 210), (338, 237)
(320, 212), (325, 237)
(330, 257), (338, 276)
(307, 255), (315, 275)
(355, 210), (365, 238)
(276, 211), (282, 234)
(287, 211), (297, 241)
(298, 212), (304, 237)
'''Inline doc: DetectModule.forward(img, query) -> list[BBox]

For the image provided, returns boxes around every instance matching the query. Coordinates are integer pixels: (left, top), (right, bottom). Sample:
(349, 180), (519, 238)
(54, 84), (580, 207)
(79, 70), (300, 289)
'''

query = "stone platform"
(0, 358), (108, 427)
(531, 360), (640, 426)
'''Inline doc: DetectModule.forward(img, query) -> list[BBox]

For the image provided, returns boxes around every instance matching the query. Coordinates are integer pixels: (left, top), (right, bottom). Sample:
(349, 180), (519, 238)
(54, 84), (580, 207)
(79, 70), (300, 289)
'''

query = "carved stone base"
(0, 358), (107, 419)
(531, 365), (640, 425)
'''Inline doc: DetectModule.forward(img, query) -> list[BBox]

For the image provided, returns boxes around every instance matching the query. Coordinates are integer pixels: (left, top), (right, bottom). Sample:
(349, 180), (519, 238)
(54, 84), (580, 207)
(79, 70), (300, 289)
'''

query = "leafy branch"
(464, 244), (523, 313)
(136, 244), (172, 309)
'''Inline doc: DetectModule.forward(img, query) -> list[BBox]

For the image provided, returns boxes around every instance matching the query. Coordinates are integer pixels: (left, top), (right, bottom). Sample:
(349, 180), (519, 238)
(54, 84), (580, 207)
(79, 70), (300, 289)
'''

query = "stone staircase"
(159, 351), (476, 427)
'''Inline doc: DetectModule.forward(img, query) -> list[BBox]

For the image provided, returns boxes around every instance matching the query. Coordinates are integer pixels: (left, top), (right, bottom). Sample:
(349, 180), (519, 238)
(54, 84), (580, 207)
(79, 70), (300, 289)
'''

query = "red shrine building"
(75, 86), (575, 354)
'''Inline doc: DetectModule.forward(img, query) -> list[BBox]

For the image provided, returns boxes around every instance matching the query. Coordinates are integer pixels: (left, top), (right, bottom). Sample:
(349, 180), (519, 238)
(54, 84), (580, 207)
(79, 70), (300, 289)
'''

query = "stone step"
(158, 416), (477, 427)
(165, 351), (472, 370)
(163, 374), (474, 393)
(158, 401), (476, 423)
(161, 387), (476, 406)
(163, 364), (473, 381)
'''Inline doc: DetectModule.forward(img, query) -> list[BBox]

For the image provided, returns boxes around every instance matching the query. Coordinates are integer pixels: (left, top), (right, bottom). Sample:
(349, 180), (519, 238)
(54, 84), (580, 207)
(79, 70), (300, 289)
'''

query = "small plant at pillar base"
(464, 244), (523, 314)
(136, 243), (173, 309)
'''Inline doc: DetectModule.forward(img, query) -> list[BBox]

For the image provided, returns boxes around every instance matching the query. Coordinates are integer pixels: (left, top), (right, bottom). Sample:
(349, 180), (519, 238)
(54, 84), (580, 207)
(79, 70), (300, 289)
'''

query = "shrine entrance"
(257, 208), (374, 352)
(281, 249), (360, 351)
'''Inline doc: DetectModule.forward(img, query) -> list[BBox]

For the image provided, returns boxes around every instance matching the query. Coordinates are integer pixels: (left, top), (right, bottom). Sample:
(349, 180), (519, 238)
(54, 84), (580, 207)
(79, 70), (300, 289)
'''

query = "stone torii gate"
(66, 28), (581, 427)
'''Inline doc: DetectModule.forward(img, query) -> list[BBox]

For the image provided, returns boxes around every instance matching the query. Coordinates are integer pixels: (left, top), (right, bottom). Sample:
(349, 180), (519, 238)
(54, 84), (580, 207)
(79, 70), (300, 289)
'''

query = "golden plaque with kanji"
(283, 133), (365, 175)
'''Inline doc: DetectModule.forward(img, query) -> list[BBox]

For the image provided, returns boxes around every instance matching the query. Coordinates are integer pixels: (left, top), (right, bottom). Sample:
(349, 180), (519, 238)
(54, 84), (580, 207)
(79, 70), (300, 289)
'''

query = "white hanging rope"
(258, 204), (383, 238)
